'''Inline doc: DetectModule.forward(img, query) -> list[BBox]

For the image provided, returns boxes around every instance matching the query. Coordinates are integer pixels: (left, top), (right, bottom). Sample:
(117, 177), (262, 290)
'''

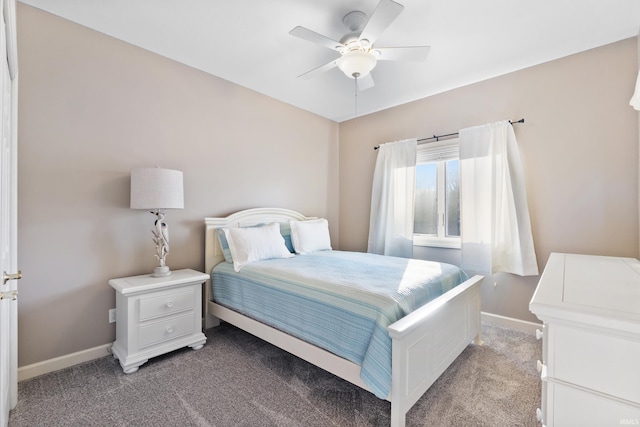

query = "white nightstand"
(109, 269), (208, 374)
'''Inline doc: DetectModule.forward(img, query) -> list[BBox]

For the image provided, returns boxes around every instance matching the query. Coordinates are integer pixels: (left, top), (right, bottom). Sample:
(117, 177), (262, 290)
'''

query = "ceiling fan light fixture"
(337, 50), (377, 79)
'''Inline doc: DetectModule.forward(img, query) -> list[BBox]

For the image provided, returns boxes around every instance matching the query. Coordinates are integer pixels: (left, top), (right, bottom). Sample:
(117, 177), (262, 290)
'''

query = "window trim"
(413, 234), (461, 249)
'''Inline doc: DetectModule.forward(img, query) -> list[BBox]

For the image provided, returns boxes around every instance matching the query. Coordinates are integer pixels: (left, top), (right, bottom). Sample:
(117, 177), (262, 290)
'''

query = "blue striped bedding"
(210, 250), (468, 398)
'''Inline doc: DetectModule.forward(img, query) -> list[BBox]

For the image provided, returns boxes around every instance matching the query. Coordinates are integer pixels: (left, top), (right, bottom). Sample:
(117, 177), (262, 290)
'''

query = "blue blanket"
(211, 250), (468, 398)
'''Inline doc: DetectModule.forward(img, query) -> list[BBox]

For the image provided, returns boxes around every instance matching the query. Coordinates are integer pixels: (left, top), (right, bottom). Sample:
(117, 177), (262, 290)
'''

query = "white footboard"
(207, 274), (482, 427)
(388, 275), (483, 427)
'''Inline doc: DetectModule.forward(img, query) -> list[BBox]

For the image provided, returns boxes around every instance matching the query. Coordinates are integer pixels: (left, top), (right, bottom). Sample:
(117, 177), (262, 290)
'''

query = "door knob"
(3, 270), (22, 285)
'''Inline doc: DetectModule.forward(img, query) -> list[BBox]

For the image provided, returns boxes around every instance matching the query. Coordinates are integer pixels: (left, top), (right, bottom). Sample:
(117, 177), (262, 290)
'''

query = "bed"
(204, 208), (483, 427)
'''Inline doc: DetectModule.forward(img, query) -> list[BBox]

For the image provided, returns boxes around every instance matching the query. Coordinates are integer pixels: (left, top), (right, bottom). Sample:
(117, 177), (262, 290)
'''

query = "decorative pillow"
(290, 218), (332, 255)
(279, 221), (295, 253)
(224, 222), (294, 272)
(215, 228), (234, 263)
(217, 222), (294, 263)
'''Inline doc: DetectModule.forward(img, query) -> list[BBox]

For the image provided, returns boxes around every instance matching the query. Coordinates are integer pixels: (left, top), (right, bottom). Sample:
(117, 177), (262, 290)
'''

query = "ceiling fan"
(289, 0), (430, 90)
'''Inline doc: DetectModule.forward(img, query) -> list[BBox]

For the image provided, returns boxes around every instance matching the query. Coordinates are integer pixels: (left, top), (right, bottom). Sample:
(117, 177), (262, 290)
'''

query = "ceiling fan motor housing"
(340, 11), (368, 46)
(343, 11), (367, 32)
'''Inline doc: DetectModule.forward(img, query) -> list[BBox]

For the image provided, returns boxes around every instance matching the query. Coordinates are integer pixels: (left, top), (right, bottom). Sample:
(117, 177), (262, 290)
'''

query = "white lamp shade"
(130, 168), (184, 210)
(337, 50), (377, 79)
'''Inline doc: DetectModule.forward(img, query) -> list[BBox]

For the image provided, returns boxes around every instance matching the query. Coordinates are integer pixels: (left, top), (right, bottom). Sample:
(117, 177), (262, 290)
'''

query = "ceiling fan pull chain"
(355, 74), (359, 118)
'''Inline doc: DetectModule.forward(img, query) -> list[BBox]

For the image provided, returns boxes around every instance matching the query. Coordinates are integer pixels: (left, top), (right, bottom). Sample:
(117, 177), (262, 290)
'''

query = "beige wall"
(17, 4), (339, 366)
(339, 37), (639, 323)
(17, 3), (640, 366)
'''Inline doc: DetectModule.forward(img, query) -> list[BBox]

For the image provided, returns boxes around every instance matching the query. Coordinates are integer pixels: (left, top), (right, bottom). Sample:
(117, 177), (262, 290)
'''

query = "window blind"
(416, 138), (459, 163)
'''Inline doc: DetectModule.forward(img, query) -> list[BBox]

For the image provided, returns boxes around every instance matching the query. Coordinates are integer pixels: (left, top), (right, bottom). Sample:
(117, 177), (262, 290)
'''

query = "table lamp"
(130, 167), (184, 277)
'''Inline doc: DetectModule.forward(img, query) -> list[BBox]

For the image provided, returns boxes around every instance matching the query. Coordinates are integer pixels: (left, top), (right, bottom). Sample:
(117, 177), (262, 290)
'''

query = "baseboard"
(481, 312), (542, 335)
(18, 314), (539, 381)
(18, 343), (113, 382)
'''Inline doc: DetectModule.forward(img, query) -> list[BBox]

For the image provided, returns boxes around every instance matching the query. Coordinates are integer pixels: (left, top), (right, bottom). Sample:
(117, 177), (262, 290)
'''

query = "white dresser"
(109, 269), (208, 373)
(530, 253), (640, 427)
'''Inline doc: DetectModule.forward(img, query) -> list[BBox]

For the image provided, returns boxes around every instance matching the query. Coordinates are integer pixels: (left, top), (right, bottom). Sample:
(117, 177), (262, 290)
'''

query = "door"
(0, 0), (19, 425)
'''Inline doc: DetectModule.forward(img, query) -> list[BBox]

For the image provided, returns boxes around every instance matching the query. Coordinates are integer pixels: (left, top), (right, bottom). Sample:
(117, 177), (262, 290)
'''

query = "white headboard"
(204, 207), (313, 278)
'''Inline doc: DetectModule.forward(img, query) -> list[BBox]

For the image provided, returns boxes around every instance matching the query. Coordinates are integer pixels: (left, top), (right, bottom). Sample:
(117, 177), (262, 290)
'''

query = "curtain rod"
(373, 118), (525, 150)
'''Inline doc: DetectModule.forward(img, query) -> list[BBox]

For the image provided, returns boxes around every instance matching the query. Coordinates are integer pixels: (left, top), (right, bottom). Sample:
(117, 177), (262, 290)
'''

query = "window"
(413, 138), (461, 248)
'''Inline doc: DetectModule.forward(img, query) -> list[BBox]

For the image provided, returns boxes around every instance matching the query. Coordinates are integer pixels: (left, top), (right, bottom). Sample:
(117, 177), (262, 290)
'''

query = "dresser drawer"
(138, 287), (195, 321)
(547, 380), (640, 427)
(138, 312), (195, 348)
(536, 369), (548, 425)
(550, 324), (640, 403)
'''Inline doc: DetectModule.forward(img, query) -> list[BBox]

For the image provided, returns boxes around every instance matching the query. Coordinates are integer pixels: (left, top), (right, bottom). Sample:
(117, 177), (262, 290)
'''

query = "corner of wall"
(637, 31), (640, 258)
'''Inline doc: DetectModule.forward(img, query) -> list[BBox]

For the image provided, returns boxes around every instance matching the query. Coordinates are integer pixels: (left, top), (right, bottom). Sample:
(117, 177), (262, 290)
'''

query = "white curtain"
(631, 70), (640, 110)
(459, 121), (538, 276)
(368, 138), (417, 258)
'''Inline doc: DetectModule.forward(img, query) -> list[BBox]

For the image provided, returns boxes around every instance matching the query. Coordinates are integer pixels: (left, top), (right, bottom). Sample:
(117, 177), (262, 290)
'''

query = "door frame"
(0, 0), (19, 425)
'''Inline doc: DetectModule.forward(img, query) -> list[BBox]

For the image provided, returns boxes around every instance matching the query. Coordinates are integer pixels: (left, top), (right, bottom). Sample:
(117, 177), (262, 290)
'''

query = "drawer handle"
(535, 328), (543, 340)
(166, 325), (174, 334)
(166, 300), (174, 308)
(536, 360), (544, 373)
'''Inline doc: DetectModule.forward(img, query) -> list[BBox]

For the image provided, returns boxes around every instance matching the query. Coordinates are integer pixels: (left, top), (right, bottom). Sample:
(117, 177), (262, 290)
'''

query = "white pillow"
(290, 218), (332, 254)
(224, 222), (294, 272)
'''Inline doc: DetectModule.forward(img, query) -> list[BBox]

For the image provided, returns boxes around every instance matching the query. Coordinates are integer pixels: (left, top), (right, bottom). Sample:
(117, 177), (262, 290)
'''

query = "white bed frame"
(204, 208), (483, 427)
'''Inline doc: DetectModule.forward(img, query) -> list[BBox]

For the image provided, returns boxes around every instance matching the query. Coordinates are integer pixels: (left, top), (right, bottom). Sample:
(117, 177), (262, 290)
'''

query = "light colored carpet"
(9, 322), (541, 426)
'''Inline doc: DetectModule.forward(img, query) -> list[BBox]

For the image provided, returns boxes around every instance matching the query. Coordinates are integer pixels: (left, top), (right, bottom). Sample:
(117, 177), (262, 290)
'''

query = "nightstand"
(109, 269), (208, 373)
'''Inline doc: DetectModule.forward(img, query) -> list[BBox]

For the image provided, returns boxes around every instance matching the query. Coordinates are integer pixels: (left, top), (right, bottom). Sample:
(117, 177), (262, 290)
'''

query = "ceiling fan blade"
(298, 59), (339, 79)
(375, 46), (431, 61)
(357, 73), (375, 91)
(359, 0), (404, 45)
(289, 26), (343, 52)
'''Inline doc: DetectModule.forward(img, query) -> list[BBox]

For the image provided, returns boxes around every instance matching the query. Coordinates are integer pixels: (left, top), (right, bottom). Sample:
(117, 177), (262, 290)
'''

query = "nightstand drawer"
(139, 288), (195, 321)
(138, 312), (194, 348)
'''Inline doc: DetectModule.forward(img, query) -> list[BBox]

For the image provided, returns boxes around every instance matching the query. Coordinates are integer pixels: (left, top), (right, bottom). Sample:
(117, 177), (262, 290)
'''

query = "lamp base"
(152, 266), (172, 278)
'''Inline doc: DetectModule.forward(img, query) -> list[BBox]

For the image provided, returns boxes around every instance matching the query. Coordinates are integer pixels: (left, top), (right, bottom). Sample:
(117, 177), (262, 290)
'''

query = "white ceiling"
(19, 0), (640, 122)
